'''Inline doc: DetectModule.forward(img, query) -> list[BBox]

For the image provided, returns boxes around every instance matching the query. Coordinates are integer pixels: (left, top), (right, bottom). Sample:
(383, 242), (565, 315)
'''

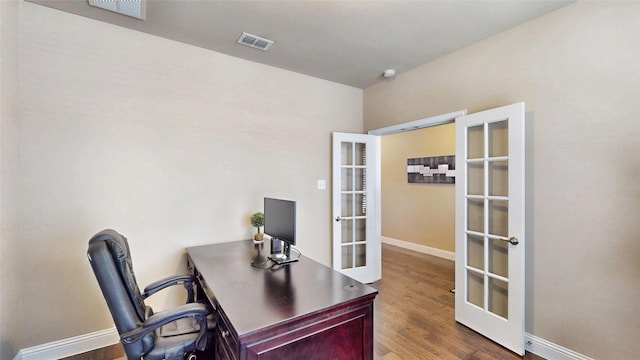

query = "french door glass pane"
(489, 238), (509, 278)
(341, 219), (353, 244)
(341, 142), (353, 165)
(467, 125), (484, 159)
(355, 244), (366, 267)
(468, 162), (484, 196)
(341, 245), (353, 270)
(355, 194), (366, 216)
(467, 199), (484, 233)
(488, 200), (508, 237)
(355, 219), (366, 242)
(355, 143), (366, 165)
(354, 168), (366, 191)
(467, 271), (484, 308)
(341, 194), (353, 216)
(341, 168), (353, 191)
(488, 120), (508, 157)
(488, 160), (508, 197)
(467, 234), (484, 270)
(488, 278), (509, 319)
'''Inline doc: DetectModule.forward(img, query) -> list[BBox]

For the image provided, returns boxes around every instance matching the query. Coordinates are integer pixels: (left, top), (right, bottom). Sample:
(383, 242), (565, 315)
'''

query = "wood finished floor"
(62, 243), (543, 360)
(370, 244), (542, 360)
(60, 343), (124, 360)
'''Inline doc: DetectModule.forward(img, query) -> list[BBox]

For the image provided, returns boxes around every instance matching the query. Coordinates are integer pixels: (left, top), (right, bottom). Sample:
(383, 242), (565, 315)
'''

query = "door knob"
(498, 237), (519, 245)
(335, 216), (342, 222)
(509, 237), (519, 245)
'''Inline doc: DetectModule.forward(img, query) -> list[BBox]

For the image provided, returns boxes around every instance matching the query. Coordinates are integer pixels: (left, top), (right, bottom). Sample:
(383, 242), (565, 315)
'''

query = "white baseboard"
(525, 333), (593, 360)
(382, 236), (455, 261)
(14, 328), (119, 360)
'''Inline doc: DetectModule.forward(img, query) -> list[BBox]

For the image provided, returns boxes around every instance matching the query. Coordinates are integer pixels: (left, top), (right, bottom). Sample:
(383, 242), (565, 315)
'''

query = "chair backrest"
(87, 229), (154, 357)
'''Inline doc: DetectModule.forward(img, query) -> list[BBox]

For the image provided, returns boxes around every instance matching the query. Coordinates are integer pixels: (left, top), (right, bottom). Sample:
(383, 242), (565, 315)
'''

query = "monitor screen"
(264, 197), (296, 247)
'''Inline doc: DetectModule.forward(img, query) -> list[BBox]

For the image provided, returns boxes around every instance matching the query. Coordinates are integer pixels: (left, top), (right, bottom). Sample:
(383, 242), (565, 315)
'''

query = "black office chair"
(87, 229), (215, 360)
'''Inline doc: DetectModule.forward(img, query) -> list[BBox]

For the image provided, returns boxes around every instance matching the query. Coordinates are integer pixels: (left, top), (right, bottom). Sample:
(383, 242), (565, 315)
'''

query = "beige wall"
(0, 0), (21, 359)
(381, 124), (455, 252)
(5, 1), (640, 358)
(11, 2), (362, 350)
(365, 2), (640, 359)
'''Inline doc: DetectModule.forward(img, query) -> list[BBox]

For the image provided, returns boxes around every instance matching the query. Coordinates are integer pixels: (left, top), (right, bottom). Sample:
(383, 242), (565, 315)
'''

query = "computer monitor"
(264, 197), (298, 265)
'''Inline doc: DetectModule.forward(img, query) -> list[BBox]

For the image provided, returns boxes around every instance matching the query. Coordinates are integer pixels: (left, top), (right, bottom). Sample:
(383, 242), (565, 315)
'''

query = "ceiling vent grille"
(237, 32), (274, 51)
(88, 0), (146, 20)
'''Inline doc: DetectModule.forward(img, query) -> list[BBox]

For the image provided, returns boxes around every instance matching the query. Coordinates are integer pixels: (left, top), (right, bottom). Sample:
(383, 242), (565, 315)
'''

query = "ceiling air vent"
(237, 32), (274, 51)
(88, 0), (146, 20)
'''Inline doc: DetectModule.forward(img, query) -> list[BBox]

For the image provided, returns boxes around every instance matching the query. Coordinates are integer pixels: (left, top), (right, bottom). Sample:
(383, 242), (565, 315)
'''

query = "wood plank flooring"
(60, 343), (124, 360)
(371, 243), (542, 360)
(62, 243), (542, 359)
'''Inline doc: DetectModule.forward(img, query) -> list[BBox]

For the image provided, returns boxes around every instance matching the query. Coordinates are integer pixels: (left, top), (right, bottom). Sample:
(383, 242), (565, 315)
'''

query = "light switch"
(317, 179), (326, 190)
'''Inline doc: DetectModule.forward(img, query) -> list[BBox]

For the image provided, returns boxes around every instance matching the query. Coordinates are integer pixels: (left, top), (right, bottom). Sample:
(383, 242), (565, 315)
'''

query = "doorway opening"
(368, 110), (465, 262)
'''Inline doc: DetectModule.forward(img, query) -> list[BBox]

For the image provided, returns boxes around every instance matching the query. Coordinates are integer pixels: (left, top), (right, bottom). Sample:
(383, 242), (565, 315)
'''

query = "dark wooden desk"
(186, 240), (378, 360)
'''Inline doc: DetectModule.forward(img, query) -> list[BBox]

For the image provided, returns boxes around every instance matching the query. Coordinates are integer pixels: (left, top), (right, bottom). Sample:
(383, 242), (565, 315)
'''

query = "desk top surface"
(186, 240), (378, 337)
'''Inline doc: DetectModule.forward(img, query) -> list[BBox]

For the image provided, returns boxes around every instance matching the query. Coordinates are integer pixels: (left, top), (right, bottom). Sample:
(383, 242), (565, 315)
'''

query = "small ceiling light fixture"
(88, 0), (146, 20)
(383, 69), (396, 78)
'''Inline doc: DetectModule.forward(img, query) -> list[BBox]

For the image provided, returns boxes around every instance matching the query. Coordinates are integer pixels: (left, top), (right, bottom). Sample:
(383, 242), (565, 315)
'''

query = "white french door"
(332, 132), (380, 284)
(454, 102), (526, 355)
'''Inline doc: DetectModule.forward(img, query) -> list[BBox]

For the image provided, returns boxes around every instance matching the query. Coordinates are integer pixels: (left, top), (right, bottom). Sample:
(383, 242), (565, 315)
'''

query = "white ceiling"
(26, 0), (573, 89)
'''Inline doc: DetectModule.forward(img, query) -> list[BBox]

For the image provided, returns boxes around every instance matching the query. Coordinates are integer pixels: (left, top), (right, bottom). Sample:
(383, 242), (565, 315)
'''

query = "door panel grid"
(464, 119), (510, 319)
(340, 141), (367, 270)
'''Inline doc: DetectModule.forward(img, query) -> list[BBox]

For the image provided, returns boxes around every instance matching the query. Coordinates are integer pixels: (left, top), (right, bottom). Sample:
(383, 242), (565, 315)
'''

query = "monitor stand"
(269, 243), (299, 265)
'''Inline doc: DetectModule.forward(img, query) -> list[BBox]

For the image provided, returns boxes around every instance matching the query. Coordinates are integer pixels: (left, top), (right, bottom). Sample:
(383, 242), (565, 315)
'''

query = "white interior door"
(332, 132), (380, 284)
(455, 102), (526, 355)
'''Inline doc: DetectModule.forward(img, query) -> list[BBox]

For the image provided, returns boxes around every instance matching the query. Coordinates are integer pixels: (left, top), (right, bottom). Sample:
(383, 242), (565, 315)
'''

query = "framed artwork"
(407, 155), (455, 184)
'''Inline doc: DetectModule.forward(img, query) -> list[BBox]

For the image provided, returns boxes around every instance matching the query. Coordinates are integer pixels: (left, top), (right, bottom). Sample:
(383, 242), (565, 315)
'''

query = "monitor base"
(269, 254), (299, 265)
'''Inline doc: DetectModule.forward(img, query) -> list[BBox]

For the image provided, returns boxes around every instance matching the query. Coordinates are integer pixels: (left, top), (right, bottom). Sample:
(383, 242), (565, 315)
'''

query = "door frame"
(368, 110), (467, 137)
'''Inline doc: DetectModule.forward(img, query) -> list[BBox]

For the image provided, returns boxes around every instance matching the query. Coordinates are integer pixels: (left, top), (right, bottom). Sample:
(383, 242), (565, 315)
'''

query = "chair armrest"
(142, 275), (195, 302)
(120, 302), (211, 344)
